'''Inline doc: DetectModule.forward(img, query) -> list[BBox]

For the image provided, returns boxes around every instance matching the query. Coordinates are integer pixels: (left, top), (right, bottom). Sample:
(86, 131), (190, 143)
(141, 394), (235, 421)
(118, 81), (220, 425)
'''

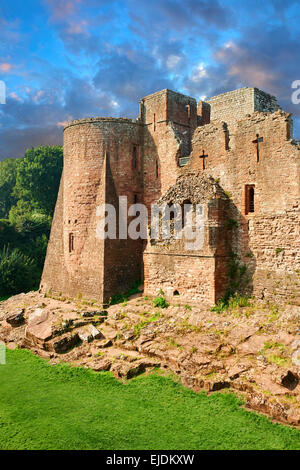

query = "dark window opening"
(156, 159), (159, 178)
(182, 199), (192, 227)
(69, 233), (74, 252)
(133, 146), (137, 169)
(287, 121), (292, 140)
(167, 203), (176, 221)
(245, 185), (255, 214)
(173, 290), (180, 296)
(134, 194), (138, 204)
(225, 129), (230, 150)
(186, 104), (190, 119)
(153, 113), (156, 131)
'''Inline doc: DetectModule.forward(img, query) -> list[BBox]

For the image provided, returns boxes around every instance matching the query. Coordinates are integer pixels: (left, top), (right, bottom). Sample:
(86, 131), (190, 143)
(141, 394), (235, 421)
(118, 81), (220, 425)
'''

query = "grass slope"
(0, 349), (299, 450)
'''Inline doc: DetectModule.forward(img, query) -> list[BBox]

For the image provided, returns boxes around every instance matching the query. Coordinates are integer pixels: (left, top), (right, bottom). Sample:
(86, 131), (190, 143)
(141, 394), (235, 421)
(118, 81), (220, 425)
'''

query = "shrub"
(184, 304), (192, 311)
(228, 294), (251, 309)
(0, 246), (36, 296)
(210, 299), (228, 313)
(109, 281), (141, 306)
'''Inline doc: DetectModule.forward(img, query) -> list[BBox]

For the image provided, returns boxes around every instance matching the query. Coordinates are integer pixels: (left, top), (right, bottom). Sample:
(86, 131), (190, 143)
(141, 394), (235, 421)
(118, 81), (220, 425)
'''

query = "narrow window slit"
(69, 233), (74, 252)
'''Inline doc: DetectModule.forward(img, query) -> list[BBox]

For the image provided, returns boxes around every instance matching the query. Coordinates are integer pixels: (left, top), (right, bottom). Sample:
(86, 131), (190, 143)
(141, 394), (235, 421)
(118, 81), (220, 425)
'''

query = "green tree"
(0, 158), (19, 218)
(0, 146), (63, 297)
(13, 145), (63, 215)
(0, 246), (36, 296)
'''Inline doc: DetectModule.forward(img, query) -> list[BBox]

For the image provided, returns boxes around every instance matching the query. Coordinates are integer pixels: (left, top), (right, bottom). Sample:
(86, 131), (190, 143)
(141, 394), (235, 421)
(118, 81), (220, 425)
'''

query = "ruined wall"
(42, 86), (300, 307)
(143, 174), (231, 305)
(188, 110), (300, 303)
(141, 89), (198, 212)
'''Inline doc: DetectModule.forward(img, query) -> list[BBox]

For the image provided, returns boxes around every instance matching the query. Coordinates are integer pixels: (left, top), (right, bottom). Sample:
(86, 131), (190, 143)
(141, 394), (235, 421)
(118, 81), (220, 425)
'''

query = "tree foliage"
(0, 246), (36, 296)
(0, 145), (63, 296)
(0, 158), (19, 218)
(13, 146), (63, 215)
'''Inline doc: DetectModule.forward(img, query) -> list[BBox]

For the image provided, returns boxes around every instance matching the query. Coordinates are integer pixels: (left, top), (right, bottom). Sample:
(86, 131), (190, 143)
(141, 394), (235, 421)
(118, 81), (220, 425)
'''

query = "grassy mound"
(0, 349), (299, 450)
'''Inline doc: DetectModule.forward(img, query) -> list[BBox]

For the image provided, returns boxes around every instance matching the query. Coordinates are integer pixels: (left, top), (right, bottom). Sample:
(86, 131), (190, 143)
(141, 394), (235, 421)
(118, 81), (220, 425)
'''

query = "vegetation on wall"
(0, 146), (63, 297)
(0, 348), (299, 450)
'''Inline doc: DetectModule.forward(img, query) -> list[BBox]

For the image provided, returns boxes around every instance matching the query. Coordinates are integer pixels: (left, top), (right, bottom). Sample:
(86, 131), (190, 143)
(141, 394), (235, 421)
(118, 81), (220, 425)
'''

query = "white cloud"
(190, 63), (207, 83)
(166, 54), (181, 69)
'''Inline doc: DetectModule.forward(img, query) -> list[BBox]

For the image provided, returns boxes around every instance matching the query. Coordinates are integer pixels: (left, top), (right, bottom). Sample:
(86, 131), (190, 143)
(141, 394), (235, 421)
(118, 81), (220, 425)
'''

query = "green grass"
(210, 294), (252, 313)
(0, 349), (299, 450)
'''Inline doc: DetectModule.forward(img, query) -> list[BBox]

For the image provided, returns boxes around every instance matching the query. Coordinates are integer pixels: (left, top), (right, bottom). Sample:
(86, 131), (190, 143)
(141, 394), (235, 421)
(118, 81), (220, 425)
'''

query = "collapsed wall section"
(143, 174), (231, 305)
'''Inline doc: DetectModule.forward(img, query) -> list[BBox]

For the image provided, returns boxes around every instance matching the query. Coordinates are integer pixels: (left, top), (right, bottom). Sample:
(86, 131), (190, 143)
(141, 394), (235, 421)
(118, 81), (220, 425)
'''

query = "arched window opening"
(173, 290), (180, 296)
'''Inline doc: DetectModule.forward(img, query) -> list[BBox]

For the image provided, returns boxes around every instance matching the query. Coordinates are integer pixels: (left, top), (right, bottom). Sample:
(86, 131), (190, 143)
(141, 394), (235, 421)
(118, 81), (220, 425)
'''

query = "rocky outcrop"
(0, 291), (299, 427)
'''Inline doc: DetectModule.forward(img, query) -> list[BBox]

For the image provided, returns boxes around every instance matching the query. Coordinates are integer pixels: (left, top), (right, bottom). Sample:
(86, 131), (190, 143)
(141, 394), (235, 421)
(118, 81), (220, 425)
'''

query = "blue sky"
(0, 0), (300, 158)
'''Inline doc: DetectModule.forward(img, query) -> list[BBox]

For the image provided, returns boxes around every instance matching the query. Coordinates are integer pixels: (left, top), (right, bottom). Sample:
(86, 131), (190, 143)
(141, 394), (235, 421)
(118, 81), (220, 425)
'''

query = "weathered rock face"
(26, 309), (52, 346)
(49, 333), (80, 353)
(6, 309), (25, 327)
(276, 370), (299, 390)
(77, 324), (103, 343)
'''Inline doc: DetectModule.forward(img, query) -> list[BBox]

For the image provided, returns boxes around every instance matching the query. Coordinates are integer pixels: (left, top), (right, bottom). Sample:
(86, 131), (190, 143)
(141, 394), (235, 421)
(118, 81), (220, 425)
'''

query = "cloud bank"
(0, 0), (299, 158)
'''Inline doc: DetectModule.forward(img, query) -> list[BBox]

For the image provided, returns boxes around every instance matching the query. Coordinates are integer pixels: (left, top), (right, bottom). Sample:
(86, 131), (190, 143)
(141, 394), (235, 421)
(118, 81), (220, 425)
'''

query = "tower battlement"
(207, 87), (281, 128)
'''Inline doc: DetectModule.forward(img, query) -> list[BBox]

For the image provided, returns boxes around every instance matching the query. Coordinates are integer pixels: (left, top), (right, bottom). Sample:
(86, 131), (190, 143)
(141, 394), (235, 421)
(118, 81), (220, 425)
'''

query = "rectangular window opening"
(69, 233), (74, 252)
(245, 185), (255, 215)
(133, 146), (137, 169)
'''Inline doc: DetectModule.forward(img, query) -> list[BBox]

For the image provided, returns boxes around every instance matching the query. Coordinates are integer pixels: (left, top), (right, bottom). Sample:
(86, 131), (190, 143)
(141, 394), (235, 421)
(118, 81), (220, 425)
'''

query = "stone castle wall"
(188, 108), (300, 304)
(41, 86), (300, 306)
(42, 118), (144, 303)
(207, 87), (281, 131)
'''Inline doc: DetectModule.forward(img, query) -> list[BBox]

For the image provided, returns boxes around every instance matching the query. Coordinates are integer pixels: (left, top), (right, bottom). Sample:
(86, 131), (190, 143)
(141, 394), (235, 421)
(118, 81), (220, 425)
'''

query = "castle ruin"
(41, 87), (300, 306)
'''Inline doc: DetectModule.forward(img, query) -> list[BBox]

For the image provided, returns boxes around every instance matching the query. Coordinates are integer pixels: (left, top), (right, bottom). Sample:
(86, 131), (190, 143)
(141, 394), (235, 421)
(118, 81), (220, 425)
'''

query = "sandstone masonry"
(41, 87), (300, 306)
